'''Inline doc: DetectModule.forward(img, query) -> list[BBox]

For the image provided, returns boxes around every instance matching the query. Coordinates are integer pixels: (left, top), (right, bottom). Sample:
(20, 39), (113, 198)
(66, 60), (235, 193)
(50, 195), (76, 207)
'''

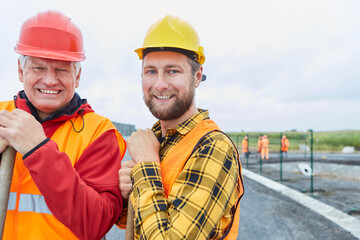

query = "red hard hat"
(14, 10), (85, 62)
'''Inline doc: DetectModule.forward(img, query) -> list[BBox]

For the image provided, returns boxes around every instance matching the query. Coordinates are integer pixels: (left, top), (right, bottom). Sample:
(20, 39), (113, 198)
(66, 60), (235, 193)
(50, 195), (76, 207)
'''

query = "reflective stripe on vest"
(161, 119), (243, 239)
(8, 193), (52, 214)
(7, 192), (17, 211)
(18, 194), (52, 214)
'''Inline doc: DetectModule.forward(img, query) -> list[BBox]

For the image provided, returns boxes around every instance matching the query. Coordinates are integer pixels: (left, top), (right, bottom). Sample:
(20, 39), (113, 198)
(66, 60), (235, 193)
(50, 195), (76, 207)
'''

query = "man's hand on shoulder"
(127, 129), (160, 164)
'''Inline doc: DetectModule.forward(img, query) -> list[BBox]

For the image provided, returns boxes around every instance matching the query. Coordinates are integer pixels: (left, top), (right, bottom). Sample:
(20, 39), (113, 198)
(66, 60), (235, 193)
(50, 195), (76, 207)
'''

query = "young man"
(119, 15), (244, 239)
(0, 10), (126, 239)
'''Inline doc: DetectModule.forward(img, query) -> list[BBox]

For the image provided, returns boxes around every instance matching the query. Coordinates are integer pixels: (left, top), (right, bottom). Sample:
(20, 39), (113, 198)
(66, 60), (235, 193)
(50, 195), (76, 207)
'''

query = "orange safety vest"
(262, 138), (269, 148)
(281, 139), (289, 152)
(1, 100), (125, 240)
(242, 139), (248, 153)
(257, 139), (262, 152)
(161, 119), (243, 239)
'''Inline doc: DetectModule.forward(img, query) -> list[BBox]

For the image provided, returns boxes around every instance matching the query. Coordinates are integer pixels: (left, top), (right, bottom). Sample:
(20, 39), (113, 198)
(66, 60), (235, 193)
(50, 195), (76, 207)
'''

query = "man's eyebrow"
(165, 64), (182, 68)
(143, 64), (156, 68)
(144, 64), (183, 68)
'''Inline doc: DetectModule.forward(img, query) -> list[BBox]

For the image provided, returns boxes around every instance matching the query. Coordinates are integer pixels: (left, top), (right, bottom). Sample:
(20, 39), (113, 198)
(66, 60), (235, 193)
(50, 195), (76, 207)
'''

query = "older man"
(0, 10), (125, 239)
(119, 15), (244, 239)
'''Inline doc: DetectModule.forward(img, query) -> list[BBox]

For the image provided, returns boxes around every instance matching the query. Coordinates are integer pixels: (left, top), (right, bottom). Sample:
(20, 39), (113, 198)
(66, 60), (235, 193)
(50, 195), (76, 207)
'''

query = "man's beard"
(144, 87), (195, 121)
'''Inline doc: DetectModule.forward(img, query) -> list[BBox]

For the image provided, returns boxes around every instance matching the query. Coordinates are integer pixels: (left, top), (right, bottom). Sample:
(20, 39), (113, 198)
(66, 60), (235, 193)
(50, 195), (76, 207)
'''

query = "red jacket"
(2, 91), (125, 240)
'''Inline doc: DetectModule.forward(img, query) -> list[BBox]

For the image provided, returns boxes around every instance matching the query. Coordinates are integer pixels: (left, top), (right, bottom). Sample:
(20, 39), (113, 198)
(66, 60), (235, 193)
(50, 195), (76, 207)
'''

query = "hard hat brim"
(15, 43), (85, 62)
(135, 47), (205, 65)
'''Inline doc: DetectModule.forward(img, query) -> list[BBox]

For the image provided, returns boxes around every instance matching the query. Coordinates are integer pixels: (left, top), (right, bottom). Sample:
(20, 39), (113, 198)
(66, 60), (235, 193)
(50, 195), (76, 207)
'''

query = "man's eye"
(169, 70), (179, 74)
(33, 67), (45, 71)
(56, 69), (67, 72)
(146, 70), (156, 74)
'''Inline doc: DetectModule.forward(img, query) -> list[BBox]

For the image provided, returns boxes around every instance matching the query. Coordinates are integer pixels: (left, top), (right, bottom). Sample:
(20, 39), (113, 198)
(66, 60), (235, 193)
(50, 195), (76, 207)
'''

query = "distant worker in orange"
(261, 135), (270, 160)
(257, 136), (262, 158)
(281, 135), (289, 158)
(242, 136), (249, 158)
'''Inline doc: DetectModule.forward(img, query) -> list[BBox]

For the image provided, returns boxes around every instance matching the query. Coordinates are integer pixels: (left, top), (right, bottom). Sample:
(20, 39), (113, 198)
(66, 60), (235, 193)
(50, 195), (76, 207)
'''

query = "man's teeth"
(40, 89), (60, 94)
(156, 95), (170, 99)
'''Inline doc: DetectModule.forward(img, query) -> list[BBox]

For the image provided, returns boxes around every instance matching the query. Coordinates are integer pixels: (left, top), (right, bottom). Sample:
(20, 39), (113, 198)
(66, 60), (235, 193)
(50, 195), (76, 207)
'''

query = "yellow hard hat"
(135, 15), (205, 65)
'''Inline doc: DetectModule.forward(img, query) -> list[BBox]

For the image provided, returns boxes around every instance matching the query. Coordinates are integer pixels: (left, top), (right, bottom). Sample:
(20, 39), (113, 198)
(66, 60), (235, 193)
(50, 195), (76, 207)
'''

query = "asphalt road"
(238, 176), (358, 240)
(106, 174), (358, 240)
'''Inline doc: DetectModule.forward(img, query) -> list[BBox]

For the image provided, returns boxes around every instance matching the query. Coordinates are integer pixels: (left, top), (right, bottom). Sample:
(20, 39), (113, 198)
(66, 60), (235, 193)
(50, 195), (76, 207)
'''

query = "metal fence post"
(309, 129), (314, 194)
(280, 132), (283, 182)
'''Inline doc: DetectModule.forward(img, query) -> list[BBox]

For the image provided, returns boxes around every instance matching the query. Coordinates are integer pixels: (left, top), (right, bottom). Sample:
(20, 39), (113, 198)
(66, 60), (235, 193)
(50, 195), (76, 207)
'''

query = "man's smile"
(39, 89), (61, 94)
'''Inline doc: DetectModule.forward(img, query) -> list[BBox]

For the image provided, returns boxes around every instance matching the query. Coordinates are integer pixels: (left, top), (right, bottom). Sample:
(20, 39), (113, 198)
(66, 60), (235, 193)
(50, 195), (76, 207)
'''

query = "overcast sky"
(0, 0), (359, 132)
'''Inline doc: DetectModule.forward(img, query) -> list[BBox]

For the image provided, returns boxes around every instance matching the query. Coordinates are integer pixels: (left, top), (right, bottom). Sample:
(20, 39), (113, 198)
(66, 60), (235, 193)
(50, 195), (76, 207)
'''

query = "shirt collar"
(15, 90), (91, 123)
(152, 109), (210, 138)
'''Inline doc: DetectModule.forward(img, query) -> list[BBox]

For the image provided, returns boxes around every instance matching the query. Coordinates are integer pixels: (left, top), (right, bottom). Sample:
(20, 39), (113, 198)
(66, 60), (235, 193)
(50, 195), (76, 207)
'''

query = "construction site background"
(228, 130), (360, 153)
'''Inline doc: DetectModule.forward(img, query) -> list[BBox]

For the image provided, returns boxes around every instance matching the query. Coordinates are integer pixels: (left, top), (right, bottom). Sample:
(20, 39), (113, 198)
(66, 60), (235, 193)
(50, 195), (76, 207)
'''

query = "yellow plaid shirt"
(130, 109), (243, 239)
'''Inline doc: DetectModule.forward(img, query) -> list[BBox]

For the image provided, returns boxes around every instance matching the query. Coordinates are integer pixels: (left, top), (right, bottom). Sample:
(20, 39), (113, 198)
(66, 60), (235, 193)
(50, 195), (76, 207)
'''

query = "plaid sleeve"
(130, 133), (240, 239)
(130, 162), (168, 239)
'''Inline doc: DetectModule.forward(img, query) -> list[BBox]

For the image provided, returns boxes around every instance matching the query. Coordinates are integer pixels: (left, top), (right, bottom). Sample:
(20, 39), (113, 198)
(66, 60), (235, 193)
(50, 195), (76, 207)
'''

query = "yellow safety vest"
(0, 100), (125, 239)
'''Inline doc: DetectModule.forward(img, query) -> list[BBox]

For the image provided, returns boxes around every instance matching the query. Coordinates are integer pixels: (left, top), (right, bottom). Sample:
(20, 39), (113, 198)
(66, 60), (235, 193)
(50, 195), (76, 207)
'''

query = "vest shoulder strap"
(51, 112), (126, 165)
(0, 100), (16, 111)
(161, 119), (243, 239)
(161, 119), (220, 197)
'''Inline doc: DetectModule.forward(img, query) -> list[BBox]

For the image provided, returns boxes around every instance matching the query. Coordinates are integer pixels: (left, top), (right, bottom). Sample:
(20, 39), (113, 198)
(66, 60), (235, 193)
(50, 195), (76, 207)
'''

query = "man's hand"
(118, 159), (136, 199)
(0, 136), (9, 168)
(126, 129), (160, 164)
(0, 109), (47, 155)
(121, 129), (160, 199)
(0, 136), (9, 154)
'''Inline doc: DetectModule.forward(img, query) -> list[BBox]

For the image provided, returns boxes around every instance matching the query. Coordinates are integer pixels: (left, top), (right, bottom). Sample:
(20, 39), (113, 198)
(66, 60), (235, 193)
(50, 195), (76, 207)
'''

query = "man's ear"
(194, 66), (203, 88)
(75, 68), (81, 88)
(18, 59), (24, 83)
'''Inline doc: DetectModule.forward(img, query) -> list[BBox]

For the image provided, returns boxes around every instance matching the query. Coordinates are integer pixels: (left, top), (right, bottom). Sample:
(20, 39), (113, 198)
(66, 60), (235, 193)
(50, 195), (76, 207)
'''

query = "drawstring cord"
(70, 109), (85, 133)
(13, 95), (85, 133)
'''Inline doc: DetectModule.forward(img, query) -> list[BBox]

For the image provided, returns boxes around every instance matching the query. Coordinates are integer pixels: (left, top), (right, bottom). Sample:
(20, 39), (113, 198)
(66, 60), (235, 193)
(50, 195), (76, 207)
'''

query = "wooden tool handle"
(125, 198), (134, 240)
(0, 147), (16, 239)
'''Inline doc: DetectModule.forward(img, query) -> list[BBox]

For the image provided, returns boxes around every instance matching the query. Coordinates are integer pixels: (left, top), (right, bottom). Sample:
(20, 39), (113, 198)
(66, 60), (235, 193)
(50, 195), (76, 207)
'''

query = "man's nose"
(153, 73), (168, 91)
(42, 71), (57, 85)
